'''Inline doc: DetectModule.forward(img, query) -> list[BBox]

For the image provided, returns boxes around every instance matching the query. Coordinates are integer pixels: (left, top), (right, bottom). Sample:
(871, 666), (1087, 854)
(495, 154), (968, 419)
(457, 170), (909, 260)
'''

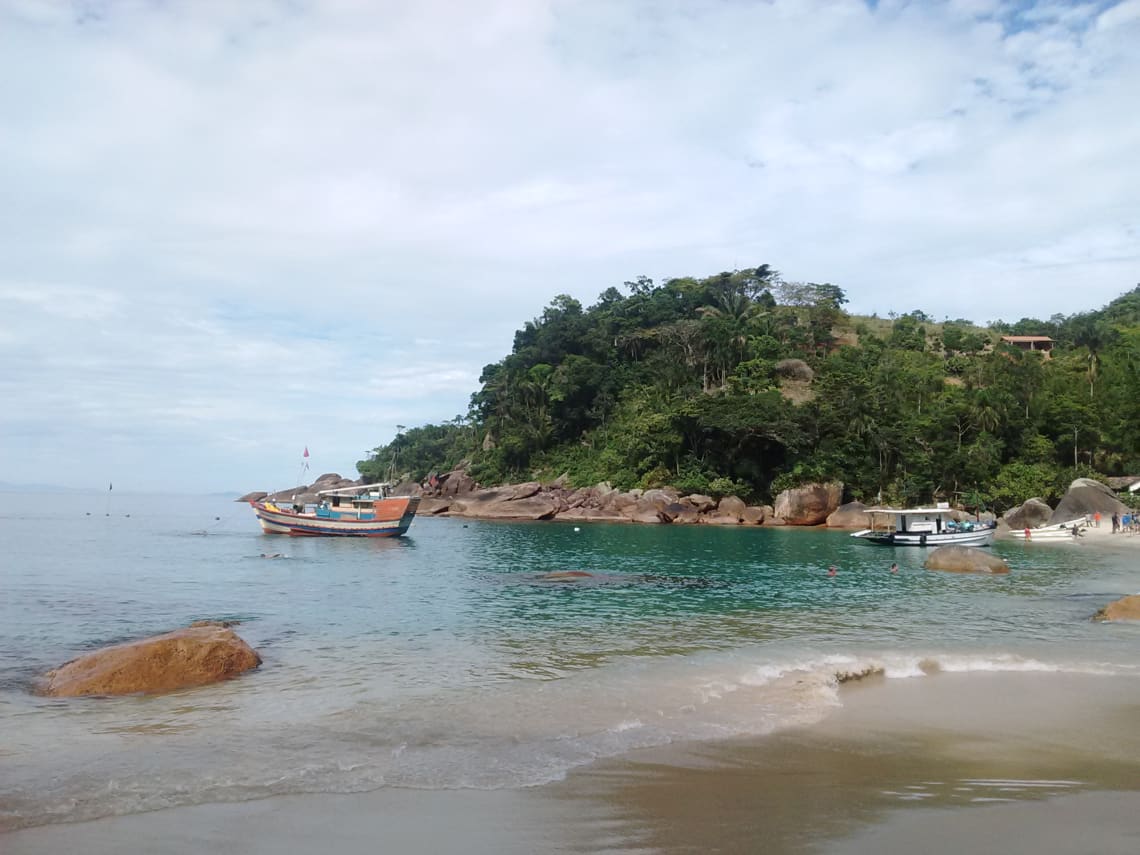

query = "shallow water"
(1, 490), (1137, 830)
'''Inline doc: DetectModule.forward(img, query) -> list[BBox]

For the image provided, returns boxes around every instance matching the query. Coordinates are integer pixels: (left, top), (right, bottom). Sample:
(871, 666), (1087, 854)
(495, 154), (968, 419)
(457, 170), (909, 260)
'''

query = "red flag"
(303, 447), (309, 458)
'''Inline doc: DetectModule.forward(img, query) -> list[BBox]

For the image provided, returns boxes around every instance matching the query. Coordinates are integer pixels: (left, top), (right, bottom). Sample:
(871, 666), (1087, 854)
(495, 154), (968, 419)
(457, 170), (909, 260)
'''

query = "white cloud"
(1, 0), (1138, 490)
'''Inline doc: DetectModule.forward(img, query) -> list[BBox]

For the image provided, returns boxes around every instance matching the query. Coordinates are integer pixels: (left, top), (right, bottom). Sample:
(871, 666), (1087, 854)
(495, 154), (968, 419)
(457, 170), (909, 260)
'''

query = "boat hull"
(250, 497), (420, 537)
(1007, 519), (1086, 541)
(851, 527), (996, 547)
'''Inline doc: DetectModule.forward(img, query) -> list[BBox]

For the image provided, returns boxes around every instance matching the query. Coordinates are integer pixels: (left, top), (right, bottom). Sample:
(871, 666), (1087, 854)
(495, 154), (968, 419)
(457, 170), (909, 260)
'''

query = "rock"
(449, 487), (559, 520)
(742, 506), (767, 525)
(774, 359), (814, 382)
(438, 469), (477, 497)
(236, 491), (268, 503)
(826, 501), (873, 529)
(716, 496), (746, 518)
(537, 571), (593, 582)
(417, 497), (452, 515)
(683, 494), (717, 513)
(924, 546), (1010, 574)
(36, 626), (261, 697)
(390, 480), (423, 497)
(557, 506), (629, 523)
(773, 482), (843, 526)
(1001, 498), (1053, 530)
(1093, 595), (1140, 622)
(1049, 478), (1128, 525)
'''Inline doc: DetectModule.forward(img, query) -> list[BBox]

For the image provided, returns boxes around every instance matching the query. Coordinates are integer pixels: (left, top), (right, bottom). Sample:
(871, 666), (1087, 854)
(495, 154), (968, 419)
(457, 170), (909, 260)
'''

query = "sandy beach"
(7, 670), (1138, 855)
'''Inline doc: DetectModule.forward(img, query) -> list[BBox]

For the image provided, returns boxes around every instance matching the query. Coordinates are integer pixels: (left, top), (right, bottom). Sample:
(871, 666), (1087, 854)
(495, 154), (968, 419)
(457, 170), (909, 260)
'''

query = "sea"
(1, 490), (1137, 832)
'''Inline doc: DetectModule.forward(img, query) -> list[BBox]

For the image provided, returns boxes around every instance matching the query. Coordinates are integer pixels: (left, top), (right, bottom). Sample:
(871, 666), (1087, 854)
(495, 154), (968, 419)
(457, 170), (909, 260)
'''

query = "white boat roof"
(316, 482), (391, 496)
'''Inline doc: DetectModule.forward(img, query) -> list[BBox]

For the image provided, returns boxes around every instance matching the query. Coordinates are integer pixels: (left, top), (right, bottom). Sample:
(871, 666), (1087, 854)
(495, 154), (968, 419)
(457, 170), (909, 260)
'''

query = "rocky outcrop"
(450, 484), (560, 521)
(924, 546), (1010, 575)
(826, 501), (873, 529)
(36, 625), (261, 697)
(236, 491), (268, 503)
(1049, 478), (1128, 524)
(1093, 595), (1140, 622)
(773, 482), (843, 525)
(1002, 498), (1053, 530)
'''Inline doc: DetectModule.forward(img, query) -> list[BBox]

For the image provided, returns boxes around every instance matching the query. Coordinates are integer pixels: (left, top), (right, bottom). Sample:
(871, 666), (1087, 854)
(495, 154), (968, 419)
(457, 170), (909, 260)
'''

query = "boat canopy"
(864, 506), (956, 516)
(316, 482), (392, 497)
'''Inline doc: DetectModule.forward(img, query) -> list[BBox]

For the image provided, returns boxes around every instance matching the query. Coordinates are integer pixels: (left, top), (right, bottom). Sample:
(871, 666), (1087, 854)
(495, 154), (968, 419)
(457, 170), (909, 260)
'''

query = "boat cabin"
(864, 504), (981, 534)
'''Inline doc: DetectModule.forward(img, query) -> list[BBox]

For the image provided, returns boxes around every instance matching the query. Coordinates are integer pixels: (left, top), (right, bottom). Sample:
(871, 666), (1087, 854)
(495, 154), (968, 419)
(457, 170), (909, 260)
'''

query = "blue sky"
(1, 0), (1138, 492)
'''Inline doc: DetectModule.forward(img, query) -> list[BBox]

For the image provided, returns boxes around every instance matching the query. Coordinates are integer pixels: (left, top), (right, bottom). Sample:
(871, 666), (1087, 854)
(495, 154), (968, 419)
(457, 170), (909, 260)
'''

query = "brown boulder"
(236, 491), (268, 503)
(773, 482), (843, 525)
(742, 506), (767, 525)
(924, 546), (1010, 575)
(826, 501), (873, 529)
(1093, 595), (1140, 622)
(1002, 498), (1053, 530)
(37, 626), (261, 697)
(557, 506), (629, 523)
(1049, 478), (1127, 525)
(682, 494), (717, 513)
(417, 497), (452, 515)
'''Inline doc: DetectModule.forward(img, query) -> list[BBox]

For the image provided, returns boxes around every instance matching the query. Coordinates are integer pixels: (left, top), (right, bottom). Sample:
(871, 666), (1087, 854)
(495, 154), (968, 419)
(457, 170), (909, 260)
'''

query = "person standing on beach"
(1111, 512), (1119, 533)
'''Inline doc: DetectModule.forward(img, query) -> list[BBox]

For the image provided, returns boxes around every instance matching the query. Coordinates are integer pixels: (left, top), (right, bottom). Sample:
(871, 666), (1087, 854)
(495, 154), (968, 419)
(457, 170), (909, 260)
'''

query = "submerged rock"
(1093, 595), (1140, 622)
(36, 625), (262, 697)
(924, 546), (1010, 575)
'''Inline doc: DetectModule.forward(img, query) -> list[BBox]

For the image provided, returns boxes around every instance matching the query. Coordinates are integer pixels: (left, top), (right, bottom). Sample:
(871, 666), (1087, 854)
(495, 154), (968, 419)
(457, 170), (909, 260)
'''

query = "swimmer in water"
(889, 562), (899, 573)
(827, 565), (837, 577)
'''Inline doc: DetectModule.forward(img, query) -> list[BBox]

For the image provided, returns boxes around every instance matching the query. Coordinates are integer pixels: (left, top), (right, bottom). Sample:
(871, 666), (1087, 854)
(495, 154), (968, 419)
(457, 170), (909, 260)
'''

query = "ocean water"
(1, 490), (1137, 831)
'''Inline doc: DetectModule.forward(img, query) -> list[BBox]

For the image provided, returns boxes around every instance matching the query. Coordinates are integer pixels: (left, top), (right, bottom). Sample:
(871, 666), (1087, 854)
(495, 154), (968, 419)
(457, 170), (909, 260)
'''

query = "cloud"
(1, 0), (1138, 490)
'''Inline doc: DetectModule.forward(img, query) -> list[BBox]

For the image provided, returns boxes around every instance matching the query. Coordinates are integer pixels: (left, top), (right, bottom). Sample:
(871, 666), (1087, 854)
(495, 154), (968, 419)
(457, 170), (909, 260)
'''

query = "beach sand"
(7, 671), (1138, 854)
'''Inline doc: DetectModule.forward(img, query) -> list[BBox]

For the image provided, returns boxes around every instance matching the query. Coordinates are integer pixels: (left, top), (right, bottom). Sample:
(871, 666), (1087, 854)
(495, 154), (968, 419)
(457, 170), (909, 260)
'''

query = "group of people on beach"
(1089, 511), (1139, 534)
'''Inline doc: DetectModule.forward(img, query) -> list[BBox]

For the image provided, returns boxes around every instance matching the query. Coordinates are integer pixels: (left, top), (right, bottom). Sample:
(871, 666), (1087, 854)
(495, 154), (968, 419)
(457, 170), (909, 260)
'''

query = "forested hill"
(359, 269), (1140, 511)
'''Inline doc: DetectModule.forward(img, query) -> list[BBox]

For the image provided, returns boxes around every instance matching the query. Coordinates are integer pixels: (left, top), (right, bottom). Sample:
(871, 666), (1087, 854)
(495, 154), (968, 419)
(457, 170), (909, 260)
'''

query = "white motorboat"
(851, 505), (996, 547)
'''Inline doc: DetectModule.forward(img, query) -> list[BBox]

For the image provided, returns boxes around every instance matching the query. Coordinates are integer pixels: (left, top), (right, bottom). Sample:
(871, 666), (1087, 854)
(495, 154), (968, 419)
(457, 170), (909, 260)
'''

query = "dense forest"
(359, 268), (1140, 512)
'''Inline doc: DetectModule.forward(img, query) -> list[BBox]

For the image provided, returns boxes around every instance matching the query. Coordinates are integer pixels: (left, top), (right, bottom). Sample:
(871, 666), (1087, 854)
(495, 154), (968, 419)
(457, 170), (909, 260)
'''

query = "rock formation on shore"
(36, 624), (262, 697)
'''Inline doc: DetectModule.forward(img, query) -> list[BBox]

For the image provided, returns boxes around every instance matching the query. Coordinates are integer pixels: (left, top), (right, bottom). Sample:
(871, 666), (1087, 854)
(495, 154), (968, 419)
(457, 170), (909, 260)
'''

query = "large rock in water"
(773, 482), (843, 525)
(1003, 498), (1053, 530)
(924, 546), (1010, 575)
(1093, 595), (1140, 622)
(1049, 478), (1128, 524)
(37, 625), (262, 697)
(826, 501), (873, 529)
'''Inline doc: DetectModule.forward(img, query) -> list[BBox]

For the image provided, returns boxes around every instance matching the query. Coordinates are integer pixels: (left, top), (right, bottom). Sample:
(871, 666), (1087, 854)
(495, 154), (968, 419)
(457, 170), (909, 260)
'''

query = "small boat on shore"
(249, 483), (420, 537)
(851, 505), (996, 547)
(1007, 518), (1087, 541)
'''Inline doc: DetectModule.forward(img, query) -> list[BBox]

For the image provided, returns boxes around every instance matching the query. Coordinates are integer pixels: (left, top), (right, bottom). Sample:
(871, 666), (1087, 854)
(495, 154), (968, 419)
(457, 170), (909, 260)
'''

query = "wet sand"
(7, 670), (1138, 854)
(549, 670), (1140, 853)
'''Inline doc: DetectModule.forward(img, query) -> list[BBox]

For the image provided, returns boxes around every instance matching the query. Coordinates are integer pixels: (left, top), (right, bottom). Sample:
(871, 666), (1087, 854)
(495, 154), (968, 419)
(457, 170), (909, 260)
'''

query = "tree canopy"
(359, 275), (1140, 512)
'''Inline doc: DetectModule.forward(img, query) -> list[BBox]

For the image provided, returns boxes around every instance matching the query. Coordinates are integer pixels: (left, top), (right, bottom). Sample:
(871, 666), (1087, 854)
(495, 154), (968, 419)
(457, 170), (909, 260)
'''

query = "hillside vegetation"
(359, 268), (1140, 512)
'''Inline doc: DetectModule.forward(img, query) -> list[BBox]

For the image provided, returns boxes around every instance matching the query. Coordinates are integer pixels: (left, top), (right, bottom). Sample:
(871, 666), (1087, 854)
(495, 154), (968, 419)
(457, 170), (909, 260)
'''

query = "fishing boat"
(851, 504), (996, 547)
(1007, 518), (1087, 541)
(250, 483), (420, 537)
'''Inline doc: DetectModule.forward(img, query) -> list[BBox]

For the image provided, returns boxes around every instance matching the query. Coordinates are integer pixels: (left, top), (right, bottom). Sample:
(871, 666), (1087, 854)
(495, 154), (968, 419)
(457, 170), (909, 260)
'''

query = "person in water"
(827, 565), (838, 577)
(889, 562), (899, 573)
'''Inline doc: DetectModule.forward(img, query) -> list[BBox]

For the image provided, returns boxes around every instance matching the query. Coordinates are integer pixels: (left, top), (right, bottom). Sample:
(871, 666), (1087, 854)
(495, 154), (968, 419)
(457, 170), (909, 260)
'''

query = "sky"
(1, 0), (1138, 493)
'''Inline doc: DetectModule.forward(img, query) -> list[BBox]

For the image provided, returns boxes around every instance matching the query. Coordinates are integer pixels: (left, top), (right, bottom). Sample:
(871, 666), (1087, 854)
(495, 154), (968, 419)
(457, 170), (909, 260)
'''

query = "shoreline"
(6, 671), (1139, 854)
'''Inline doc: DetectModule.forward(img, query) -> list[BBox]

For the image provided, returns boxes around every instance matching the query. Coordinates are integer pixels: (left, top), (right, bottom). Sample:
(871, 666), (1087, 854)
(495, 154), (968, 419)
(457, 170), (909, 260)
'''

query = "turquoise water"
(1, 491), (1137, 830)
